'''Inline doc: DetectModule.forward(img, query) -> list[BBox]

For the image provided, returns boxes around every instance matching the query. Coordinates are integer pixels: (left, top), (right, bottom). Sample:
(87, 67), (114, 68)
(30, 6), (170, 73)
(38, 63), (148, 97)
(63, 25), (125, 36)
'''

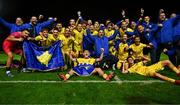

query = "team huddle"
(1, 8), (180, 85)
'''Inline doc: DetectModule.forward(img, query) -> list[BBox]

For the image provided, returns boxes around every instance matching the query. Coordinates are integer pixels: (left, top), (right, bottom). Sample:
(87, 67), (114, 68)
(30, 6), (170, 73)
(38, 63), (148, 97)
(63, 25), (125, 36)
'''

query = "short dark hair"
(41, 28), (49, 32)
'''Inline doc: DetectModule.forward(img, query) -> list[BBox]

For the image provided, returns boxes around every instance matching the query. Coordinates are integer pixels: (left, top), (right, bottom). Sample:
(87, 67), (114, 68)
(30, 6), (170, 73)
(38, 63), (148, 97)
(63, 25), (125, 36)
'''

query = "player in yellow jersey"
(58, 48), (114, 81)
(60, 28), (77, 69)
(73, 24), (84, 57)
(54, 23), (65, 35)
(129, 36), (152, 61)
(124, 56), (180, 85)
(104, 22), (115, 37)
(119, 21), (133, 37)
(47, 28), (61, 45)
(116, 34), (129, 72)
(94, 21), (100, 31)
(35, 28), (50, 47)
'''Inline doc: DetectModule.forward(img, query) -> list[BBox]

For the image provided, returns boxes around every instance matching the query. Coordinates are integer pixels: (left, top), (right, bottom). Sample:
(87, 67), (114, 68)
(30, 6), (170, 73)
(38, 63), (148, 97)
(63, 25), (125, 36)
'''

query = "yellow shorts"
(147, 61), (164, 76)
(117, 61), (128, 69)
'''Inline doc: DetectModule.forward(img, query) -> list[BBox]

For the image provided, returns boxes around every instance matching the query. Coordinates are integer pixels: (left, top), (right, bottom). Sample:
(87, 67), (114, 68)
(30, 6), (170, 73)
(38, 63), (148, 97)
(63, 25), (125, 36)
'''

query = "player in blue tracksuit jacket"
(154, 13), (180, 64)
(172, 15), (180, 68)
(21, 16), (56, 37)
(86, 28), (119, 69)
(0, 17), (24, 33)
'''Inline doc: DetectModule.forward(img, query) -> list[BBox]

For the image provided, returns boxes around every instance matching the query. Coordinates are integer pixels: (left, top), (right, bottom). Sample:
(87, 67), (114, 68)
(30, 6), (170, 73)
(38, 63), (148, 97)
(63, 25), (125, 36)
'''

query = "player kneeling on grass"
(123, 56), (180, 85)
(58, 48), (114, 81)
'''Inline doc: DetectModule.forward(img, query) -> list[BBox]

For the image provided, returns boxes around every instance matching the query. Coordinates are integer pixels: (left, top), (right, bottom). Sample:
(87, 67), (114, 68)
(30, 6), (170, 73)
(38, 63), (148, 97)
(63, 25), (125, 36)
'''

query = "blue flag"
(23, 41), (64, 71)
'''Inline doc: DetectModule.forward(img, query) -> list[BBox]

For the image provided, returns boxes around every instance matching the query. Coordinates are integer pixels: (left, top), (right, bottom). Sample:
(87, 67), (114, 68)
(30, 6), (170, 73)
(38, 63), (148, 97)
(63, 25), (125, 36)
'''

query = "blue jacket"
(160, 18), (174, 43)
(86, 29), (119, 57)
(0, 17), (24, 33)
(22, 19), (54, 37)
(172, 15), (180, 42)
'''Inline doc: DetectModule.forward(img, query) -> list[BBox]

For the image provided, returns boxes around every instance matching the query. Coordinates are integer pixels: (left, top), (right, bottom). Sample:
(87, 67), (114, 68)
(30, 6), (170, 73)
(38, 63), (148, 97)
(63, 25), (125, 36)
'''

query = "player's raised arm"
(69, 51), (77, 62)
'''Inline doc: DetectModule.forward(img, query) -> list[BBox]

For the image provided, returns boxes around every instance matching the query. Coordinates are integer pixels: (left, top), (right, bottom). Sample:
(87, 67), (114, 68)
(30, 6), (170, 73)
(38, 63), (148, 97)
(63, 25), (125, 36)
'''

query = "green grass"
(0, 52), (180, 104)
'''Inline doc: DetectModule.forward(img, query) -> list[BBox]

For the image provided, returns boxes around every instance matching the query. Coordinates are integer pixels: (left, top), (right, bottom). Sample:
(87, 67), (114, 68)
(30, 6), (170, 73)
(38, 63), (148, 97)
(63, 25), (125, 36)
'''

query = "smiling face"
(64, 28), (71, 37)
(21, 30), (29, 38)
(137, 25), (144, 33)
(42, 29), (48, 38)
(77, 24), (82, 32)
(30, 16), (37, 25)
(52, 29), (59, 38)
(16, 17), (23, 25)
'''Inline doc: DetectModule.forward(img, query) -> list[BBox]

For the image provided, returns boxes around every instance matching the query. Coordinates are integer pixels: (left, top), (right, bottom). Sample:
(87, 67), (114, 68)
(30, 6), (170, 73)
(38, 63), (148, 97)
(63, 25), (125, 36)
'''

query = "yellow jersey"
(119, 28), (133, 37)
(104, 29), (115, 37)
(129, 43), (146, 59)
(35, 35), (50, 47)
(128, 61), (163, 77)
(77, 58), (96, 65)
(47, 34), (60, 45)
(73, 29), (84, 52)
(118, 43), (129, 61)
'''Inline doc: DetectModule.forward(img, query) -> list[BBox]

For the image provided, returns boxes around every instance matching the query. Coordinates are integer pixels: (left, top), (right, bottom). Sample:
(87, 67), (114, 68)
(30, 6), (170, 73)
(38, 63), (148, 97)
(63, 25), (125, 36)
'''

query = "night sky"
(0, 0), (180, 24)
(0, 0), (180, 47)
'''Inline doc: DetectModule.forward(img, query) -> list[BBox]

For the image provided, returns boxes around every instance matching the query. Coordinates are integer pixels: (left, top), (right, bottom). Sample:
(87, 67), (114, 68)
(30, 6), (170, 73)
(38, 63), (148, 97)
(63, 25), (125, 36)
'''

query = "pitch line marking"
(0, 80), (165, 83)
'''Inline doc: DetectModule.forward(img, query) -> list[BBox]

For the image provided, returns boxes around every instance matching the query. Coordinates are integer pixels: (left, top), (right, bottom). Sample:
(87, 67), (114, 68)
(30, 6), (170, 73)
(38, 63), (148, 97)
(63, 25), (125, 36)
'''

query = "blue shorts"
(73, 64), (95, 76)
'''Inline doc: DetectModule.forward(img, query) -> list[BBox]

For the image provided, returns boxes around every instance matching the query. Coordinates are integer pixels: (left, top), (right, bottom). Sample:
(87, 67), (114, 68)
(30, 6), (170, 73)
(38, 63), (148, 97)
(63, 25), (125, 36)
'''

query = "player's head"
(159, 13), (166, 21)
(83, 50), (90, 58)
(52, 28), (59, 37)
(105, 19), (111, 26)
(124, 17), (130, 25)
(87, 20), (92, 25)
(89, 25), (95, 32)
(127, 56), (134, 64)
(98, 30), (104, 37)
(64, 28), (71, 37)
(94, 21), (100, 30)
(21, 30), (29, 38)
(77, 24), (83, 32)
(30, 16), (38, 25)
(16, 17), (23, 26)
(56, 23), (63, 30)
(134, 36), (140, 45)
(69, 19), (75, 26)
(107, 22), (113, 31)
(41, 28), (49, 38)
(144, 16), (150, 23)
(137, 25), (145, 33)
(130, 21), (136, 29)
(122, 34), (128, 43)
(121, 21), (127, 30)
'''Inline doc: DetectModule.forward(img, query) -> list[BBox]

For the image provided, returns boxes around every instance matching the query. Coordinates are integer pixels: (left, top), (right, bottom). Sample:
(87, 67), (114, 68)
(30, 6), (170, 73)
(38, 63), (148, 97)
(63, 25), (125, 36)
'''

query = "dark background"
(0, 0), (180, 50)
